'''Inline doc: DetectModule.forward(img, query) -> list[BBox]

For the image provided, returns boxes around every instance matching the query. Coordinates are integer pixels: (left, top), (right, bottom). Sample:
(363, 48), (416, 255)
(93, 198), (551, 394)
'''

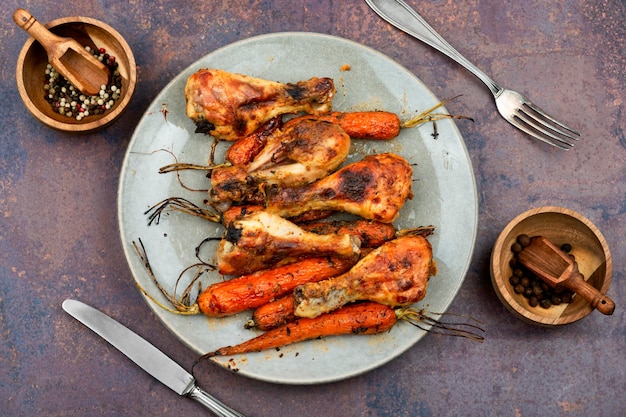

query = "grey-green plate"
(118, 32), (477, 385)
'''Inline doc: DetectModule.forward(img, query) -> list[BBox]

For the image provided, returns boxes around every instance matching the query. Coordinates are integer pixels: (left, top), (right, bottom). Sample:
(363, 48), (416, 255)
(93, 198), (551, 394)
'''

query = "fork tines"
(512, 101), (581, 150)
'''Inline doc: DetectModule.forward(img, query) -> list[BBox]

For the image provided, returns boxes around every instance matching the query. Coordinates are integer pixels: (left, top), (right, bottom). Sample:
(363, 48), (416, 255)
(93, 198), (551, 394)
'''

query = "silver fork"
(366, 0), (580, 149)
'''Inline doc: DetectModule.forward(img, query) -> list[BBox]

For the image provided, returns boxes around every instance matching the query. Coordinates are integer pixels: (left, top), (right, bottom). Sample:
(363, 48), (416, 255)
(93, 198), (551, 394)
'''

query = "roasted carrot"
(226, 301), (486, 354)
(273, 111), (399, 140)
(285, 111), (400, 139)
(282, 97), (470, 143)
(197, 256), (356, 317)
(225, 116), (282, 166)
(205, 302), (397, 357)
(246, 295), (296, 330)
(316, 111), (401, 140)
(299, 219), (396, 248)
(220, 205), (265, 226)
(284, 209), (335, 223)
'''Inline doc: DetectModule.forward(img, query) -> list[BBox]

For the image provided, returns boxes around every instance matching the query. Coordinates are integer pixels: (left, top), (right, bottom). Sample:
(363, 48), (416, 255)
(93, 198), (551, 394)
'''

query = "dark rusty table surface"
(1, 1), (624, 416)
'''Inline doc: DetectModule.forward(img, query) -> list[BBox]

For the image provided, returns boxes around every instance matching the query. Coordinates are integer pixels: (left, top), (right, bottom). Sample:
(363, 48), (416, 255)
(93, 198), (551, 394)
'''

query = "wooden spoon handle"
(14, 9), (56, 41)
(13, 8), (37, 30)
(565, 272), (615, 315)
(13, 9), (68, 62)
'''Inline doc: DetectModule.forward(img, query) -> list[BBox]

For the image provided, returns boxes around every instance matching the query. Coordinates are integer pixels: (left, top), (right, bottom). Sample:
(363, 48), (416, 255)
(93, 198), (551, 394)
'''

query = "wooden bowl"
(16, 16), (136, 133)
(491, 206), (612, 326)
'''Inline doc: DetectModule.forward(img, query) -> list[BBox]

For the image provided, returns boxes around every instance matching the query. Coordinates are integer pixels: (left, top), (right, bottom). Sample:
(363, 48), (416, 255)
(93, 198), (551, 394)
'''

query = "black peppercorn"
(523, 287), (534, 298)
(511, 242), (523, 253)
(520, 276), (531, 287)
(517, 234), (531, 247)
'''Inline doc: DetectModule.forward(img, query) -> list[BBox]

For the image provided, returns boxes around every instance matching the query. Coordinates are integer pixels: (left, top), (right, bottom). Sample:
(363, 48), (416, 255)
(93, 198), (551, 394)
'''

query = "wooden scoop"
(518, 236), (615, 315)
(13, 8), (109, 96)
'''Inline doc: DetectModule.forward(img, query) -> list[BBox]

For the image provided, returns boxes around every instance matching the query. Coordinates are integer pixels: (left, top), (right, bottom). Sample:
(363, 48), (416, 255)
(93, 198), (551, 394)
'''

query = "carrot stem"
(401, 95), (473, 128)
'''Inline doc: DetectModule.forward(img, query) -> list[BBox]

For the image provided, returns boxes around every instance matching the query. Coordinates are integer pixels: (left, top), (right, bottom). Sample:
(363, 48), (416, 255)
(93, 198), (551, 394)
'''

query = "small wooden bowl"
(16, 15), (136, 133)
(491, 206), (612, 326)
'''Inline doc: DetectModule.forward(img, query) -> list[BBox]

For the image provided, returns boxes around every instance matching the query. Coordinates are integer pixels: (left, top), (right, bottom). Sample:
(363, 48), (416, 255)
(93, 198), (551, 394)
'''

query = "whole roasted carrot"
(281, 111), (401, 140)
(246, 295), (296, 330)
(312, 111), (401, 140)
(331, 99), (471, 139)
(205, 302), (397, 357)
(197, 256), (355, 317)
(284, 111), (400, 139)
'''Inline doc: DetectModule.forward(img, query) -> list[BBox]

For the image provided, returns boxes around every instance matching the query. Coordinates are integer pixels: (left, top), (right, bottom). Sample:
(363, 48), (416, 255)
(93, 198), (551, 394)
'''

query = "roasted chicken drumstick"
(265, 152), (413, 223)
(294, 235), (436, 318)
(210, 118), (351, 208)
(217, 211), (361, 276)
(185, 69), (335, 140)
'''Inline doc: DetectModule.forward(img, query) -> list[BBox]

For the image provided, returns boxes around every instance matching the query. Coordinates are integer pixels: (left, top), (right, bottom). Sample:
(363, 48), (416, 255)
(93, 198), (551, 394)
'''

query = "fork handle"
(367, 0), (503, 97)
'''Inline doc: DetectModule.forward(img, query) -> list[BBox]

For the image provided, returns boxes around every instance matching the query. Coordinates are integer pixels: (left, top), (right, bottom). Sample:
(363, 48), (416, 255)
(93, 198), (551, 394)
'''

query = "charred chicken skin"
(265, 153), (413, 223)
(210, 165), (265, 209)
(293, 235), (436, 318)
(217, 211), (361, 276)
(185, 69), (335, 140)
(210, 118), (351, 208)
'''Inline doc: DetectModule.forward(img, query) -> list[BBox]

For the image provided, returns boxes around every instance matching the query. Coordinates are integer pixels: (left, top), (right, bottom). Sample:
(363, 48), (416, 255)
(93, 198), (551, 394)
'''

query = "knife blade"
(62, 299), (245, 417)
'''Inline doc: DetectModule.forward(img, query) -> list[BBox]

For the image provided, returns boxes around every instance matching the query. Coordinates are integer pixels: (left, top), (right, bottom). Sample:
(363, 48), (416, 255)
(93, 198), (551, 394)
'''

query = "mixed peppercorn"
(44, 46), (122, 120)
(509, 234), (575, 309)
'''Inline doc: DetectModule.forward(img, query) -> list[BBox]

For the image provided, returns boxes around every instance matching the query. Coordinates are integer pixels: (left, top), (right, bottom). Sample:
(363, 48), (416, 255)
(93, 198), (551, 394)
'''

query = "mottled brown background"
(1, 1), (624, 416)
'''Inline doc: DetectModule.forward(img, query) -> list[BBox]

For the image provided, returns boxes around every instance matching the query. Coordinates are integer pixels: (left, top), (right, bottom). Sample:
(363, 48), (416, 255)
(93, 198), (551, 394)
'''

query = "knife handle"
(187, 383), (246, 417)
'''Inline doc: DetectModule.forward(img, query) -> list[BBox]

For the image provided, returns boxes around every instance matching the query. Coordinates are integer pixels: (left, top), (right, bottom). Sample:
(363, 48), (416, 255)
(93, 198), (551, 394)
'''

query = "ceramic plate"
(118, 32), (477, 384)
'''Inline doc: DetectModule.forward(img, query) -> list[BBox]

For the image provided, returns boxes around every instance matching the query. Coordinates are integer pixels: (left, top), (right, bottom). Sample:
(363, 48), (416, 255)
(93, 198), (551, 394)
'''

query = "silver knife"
(62, 299), (245, 417)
